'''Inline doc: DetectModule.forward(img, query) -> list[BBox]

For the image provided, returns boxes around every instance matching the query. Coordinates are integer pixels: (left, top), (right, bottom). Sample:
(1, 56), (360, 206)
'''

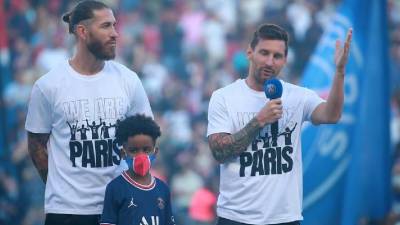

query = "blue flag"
(300, 0), (390, 224)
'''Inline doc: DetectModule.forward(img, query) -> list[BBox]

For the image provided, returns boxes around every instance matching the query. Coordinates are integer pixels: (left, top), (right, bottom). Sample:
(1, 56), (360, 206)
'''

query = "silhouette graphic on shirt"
(86, 118), (102, 139)
(101, 122), (115, 139)
(116, 119), (121, 126)
(271, 125), (279, 147)
(260, 131), (272, 148)
(77, 124), (90, 140)
(67, 120), (78, 140)
(251, 135), (262, 151)
(279, 123), (297, 145)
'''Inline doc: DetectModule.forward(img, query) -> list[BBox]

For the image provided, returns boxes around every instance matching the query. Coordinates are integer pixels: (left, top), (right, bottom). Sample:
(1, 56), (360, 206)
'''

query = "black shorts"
(45, 213), (101, 225)
(216, 217), (301, 225)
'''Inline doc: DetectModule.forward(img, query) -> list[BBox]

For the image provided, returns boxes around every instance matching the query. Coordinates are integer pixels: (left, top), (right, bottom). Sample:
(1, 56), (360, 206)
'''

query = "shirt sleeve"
(100, 183), (118, 225)
(25, 83), (52, 133)
(127, 76), (153, 118)
(302, 88), (325, 122)
(206, 91), (233, 136)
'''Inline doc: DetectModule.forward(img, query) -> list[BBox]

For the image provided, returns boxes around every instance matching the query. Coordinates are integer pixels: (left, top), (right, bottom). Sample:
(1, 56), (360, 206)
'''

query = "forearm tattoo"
(28, 132), (50, 183)
(208, 118), (261, 163)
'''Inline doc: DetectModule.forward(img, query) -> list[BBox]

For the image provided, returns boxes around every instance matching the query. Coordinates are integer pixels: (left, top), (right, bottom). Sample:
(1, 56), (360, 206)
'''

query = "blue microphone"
(263, 78), (282, 147)
(264, 78), (283, 99)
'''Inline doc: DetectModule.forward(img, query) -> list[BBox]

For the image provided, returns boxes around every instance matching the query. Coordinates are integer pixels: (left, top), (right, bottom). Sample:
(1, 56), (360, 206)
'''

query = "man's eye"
(102, 23), (111, 28)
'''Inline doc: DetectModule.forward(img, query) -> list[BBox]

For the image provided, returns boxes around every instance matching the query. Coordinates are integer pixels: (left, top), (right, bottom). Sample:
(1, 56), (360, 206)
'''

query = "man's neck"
(245, 77), (263, 92)
(69, 50), (105, 75)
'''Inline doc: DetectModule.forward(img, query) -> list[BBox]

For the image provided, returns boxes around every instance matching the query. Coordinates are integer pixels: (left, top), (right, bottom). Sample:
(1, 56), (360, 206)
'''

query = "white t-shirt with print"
(207, 79), (324, 224)
(25, 60), (153, 215)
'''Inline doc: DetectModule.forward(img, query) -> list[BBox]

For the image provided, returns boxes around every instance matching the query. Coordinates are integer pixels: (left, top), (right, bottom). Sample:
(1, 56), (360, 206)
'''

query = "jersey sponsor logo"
(63, 97), (126, 168)
(140, 216), (159, 225)
(239, 123), (297, 177)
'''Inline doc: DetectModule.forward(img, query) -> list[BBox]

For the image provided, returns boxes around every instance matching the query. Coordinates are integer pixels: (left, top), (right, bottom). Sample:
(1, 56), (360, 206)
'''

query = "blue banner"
(300, 0), (390, 224)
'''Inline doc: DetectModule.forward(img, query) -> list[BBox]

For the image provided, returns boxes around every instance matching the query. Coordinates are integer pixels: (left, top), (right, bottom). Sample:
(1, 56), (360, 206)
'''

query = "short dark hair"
(250, 24), (289, 56)
(115, 114), (161, 145)
(62, 0), (110, 34)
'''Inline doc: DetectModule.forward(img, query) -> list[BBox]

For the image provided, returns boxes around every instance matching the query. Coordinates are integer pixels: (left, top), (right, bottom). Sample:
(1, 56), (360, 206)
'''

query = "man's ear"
(75, 24), (88, 40)
(246, 45), (253, 59)
(154, 147), (159, 156)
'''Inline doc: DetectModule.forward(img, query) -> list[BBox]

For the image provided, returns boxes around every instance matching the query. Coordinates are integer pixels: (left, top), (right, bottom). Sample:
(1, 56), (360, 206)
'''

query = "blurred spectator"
(389, 0), (400, 26)
(35, 30), (69, 72)
(202, 10), (227, 69)
(141, 53), (169, 101)
(0, 160), (19, 224)
(239, 0), (266, 27)
(388, 144), (400, 225)
(3, 69), (33, 109)
(171, 151), (204, 225)
(203, 0), (237, 33)
(189, 177), (218, 225)
(390, 27), (400, 95)
(179, 1), (206, 55)
(286, 0), (312, 42)
(159, 3), (186, 78)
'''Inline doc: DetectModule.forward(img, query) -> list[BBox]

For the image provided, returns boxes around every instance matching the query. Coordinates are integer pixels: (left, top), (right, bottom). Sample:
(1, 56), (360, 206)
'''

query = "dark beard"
(254, 69), (265, 84)
(86, 38), (116, 60)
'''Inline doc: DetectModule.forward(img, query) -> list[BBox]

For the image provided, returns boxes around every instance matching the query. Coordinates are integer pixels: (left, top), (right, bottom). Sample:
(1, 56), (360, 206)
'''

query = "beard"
(254, 69), (265, 84)
(254, 66), (278, 83)
(86, 35), (116, 60)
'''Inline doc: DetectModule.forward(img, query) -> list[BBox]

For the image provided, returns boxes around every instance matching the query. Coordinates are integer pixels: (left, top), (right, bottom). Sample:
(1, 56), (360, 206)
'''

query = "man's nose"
(265, 55), (274, 66)
(111, 27), (119, 38)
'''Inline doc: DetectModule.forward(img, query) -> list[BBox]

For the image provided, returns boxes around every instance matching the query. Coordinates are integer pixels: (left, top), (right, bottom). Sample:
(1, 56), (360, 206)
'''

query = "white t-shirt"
(25, 60), (153, 215)
(207, 79), (324, 224)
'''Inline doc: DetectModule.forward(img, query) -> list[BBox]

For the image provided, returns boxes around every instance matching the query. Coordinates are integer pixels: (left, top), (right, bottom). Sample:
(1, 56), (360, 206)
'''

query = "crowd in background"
(0, 0), (399, 225)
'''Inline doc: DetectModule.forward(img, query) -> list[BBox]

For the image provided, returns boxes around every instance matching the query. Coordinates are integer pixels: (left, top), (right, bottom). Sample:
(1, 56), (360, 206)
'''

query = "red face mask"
(127, 153), (151, 176)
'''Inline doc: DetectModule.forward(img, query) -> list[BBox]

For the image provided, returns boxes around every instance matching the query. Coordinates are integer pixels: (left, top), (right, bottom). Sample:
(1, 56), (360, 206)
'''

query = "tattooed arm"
(208, 97), (283, 163)
(28, 132), (50, 183)
(208, 117), (262, 163)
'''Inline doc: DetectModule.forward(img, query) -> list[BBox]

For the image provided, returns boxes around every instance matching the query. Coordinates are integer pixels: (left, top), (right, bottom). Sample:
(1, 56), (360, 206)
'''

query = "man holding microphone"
(207, 23), (352, 225)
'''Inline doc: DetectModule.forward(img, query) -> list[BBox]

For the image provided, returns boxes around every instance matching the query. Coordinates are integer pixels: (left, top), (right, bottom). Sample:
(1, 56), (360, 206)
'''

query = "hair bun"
(62, 13), (71, 23)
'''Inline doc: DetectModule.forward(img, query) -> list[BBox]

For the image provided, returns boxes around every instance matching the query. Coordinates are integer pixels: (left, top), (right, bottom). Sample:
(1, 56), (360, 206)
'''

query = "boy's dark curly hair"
(115, 114), (161, 145)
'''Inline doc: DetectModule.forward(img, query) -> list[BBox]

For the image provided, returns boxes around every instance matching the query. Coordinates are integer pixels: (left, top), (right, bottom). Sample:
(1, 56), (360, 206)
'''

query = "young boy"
(101, 114), (175, 225)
